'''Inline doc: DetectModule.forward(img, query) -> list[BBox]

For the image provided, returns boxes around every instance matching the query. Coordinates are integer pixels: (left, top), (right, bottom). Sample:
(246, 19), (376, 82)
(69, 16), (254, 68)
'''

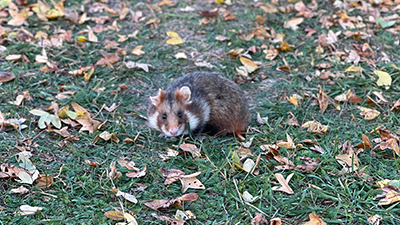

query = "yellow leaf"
(345, 65), (362, 72)
(104, 210), (124, 221)
(215, 0), (225, 3)
(76, 36), (89, 42)
(239, 57), (258, 73)
(374, 70), (391, 89)
(166, 31), (184, 45)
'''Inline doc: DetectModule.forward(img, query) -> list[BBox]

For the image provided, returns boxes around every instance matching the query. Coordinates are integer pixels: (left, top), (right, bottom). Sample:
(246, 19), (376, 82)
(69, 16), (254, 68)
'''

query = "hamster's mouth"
(161, 125), (186, 137)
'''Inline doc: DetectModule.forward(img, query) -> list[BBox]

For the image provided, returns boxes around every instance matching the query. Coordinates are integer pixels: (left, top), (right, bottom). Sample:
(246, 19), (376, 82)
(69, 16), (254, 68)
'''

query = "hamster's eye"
(177, 112), (182, 118)
(162, 114), (167, 120)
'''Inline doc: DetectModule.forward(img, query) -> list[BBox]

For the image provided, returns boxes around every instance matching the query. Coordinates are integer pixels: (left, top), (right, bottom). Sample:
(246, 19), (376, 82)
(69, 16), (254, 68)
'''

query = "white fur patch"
(202, 104), (211, 123)
(161, 124), (186, 137)
(147, 111), (160, 131)
(186, 111), (200, 131)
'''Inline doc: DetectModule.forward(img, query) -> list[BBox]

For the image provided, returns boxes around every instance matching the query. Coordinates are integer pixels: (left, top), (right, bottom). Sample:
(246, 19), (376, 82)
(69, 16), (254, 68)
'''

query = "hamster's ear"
(150, 89), (166, 106)
(175, 86), (191, 104)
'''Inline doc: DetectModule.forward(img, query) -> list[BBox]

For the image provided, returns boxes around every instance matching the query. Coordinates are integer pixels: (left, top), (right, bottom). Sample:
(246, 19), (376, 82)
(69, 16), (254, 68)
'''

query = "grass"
(1, 0), (400, 224)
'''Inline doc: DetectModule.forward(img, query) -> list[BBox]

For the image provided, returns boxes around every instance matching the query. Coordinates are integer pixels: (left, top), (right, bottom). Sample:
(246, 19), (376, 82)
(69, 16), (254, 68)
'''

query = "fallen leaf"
(166, 31), (184, 45)
(113, 188), (138, 204)
(302, 213), (326, 225)
(368, 214), (382, 225)
(0, 72), (15, 82)
(19, 205), (43, 216)
(35, 174), (54, 188)
(131, 45), (145, 56)
(239, 56), (258, 73)
(104, 210), (124, 221)
(374, 70), (391, 89)
(358, 107), (380, 120)
(271, 173), (294, 194)
(284, 17), (304, 30)
(11, 186), (29, 194)
(180, 172), (205, 193)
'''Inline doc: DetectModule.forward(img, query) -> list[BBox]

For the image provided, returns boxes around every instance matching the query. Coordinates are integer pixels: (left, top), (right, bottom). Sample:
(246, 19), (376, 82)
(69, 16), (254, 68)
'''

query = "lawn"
(1, 0), (400, 224)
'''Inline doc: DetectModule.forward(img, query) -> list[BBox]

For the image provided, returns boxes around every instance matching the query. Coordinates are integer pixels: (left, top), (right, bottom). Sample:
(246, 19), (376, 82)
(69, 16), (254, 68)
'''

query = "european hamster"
(147, 72), (250, 140)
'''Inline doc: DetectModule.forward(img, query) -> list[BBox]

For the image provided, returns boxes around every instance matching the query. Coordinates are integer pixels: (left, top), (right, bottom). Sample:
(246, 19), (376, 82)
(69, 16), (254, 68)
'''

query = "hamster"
(147, 72), (250, 140)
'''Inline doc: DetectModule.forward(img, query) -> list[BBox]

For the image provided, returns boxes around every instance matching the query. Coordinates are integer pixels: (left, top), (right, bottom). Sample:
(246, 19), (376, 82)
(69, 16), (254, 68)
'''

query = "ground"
(1, 0), (400, 224)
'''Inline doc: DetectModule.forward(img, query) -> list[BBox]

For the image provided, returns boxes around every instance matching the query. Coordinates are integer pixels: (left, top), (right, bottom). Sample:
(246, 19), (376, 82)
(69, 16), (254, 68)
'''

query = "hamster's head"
(147, 86), (195, 137)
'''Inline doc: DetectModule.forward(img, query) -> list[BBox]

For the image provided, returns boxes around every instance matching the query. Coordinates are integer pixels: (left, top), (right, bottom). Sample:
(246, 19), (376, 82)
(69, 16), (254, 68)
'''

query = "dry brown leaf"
(284, 17), (303, 30)
(358, 107), (380, 120)
(126, 164), (147, 178)
(354, 134), (372, 149)
(302, 213), (326, 225)
(180, 172), (205, 193)
(11, 186), (29, 194)
(159, 168), (186, 185)
(295, 157), (321, 173)
(302, 121), (328, 135)
(0, 72), (15, 83)
(377, 186), (400, 205)
(271, 173), (294, 194)
(276, 133), (295, 149)
(108, 162), (122, 180)
(179, 142), (201, 158)
(35, 174), (54, 188)
(95, 51), (120, 67)
(368, 214), (382, 224)
(251, 213), (269, 225)
(85, 160), (100, 168)
(131, 45), (145, 56)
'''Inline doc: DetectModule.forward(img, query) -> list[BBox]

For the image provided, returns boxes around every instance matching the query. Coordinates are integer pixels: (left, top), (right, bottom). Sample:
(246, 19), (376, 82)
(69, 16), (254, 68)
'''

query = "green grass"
(1, 0), (400, 224)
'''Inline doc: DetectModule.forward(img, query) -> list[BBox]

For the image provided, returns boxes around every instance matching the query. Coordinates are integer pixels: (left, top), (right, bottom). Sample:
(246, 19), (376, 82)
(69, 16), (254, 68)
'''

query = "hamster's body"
(147, 72), (250, 140)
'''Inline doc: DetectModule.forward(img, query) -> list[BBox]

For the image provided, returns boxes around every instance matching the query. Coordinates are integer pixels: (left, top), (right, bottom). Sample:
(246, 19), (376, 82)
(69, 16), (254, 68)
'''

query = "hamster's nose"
(169, 127), (179, 136)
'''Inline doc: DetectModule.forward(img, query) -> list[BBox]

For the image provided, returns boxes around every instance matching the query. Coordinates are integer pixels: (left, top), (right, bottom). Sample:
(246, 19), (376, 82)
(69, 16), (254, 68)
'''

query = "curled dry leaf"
(251, 213), (269, 225)
(159, 168), (186, 185)
(126, 164), (147, 178)
(11, 186), (29, 194)
(19, 205), (43, 216)
(271, 173), (294, 194)
(354, 134), (372, 149)
(302, 121), (328, 135)
(295, 157), (321, 173)
(276, 133), (295, 149)
(377, 185), (400, 206)
(287, 111), (299, 127)
(0, 72), (15, 83)
(284, 17), (304, 30)
(256, 112), (268, 125)
(131, 45), (145, 56)
(368, 214), (382, 225)
(180, 172), (205, 193)
(391, 98), (400, 111)
(334, 89), (363, 104)
(179, 142), (201, 158)
(113, 188), (138, 204)
(175, 209), (196, 221)
(358, 106), (380, 120)
(108, 162), (122, 180)
(302, 213), (326, 225)
(85, 160), (100, 168)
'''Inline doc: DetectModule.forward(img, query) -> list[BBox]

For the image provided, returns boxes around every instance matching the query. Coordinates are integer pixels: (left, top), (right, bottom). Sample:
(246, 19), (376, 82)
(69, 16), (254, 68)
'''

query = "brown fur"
(147, 72), (250, 139)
